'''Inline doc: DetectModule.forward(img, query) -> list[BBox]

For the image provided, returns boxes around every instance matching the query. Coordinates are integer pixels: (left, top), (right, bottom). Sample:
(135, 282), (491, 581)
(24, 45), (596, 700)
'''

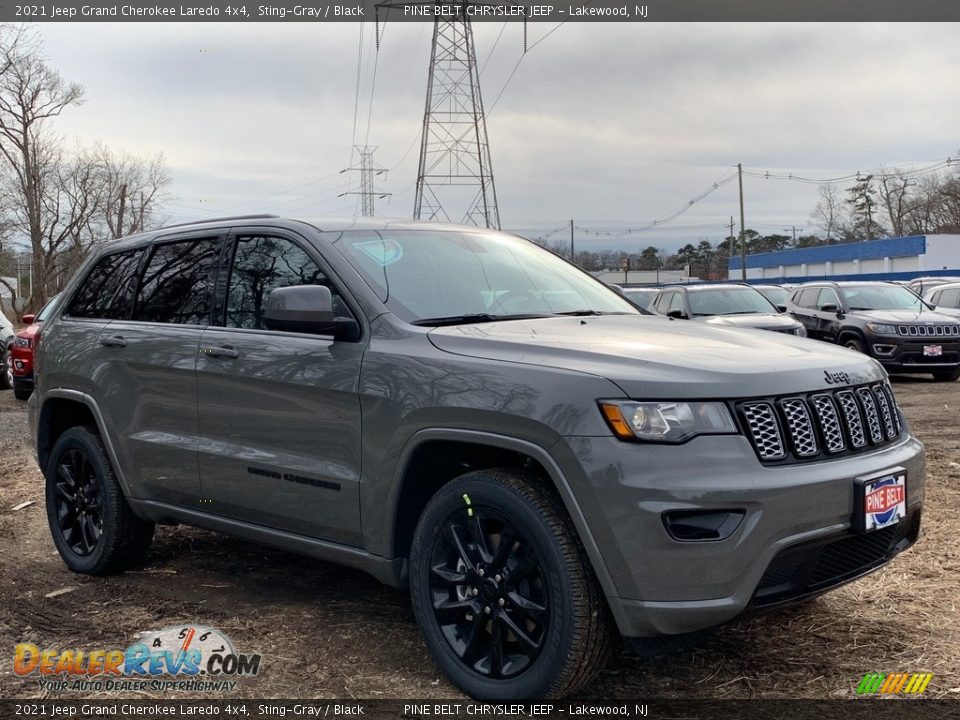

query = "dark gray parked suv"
(30, 216), (924, 699)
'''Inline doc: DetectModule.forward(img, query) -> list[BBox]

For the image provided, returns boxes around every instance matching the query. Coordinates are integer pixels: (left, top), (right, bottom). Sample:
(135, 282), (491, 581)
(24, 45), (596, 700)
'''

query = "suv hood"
(427, 315), (885, 399)
(700, 313), (800, 331)
(849, 309), (960, 324)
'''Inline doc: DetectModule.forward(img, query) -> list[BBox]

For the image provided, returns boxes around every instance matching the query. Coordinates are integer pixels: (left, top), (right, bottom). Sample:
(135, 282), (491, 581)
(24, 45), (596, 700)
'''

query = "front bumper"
(866, 335), (960, 372)
(551, 432), (925, 637)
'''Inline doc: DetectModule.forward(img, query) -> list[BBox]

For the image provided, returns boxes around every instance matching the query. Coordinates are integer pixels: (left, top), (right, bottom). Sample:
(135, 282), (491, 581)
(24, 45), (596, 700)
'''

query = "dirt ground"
(0, 378), (958, 700)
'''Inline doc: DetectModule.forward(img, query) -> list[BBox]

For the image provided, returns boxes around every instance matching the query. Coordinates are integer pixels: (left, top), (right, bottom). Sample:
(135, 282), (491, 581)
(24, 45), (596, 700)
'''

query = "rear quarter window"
(68, 249), (144, 320)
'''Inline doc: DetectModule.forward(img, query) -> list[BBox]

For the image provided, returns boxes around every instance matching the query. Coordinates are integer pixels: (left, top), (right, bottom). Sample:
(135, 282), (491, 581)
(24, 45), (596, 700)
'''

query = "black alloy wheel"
(409, 469), (612, 699)
(52, 447), (105, 556)
(429, 506), (549, 679)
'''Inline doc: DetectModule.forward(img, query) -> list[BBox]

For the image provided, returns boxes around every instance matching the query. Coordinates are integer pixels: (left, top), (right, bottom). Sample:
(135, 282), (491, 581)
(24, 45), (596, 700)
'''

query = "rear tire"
(409, 469), (612, 699)
(45, 426), (155, 575)
(933, 368), (960, 382)
(1, 349), (11, 390)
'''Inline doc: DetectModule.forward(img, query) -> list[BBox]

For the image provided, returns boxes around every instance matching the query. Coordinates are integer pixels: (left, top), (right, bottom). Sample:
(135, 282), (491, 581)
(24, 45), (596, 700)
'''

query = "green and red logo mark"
(857, 672), (932, 695)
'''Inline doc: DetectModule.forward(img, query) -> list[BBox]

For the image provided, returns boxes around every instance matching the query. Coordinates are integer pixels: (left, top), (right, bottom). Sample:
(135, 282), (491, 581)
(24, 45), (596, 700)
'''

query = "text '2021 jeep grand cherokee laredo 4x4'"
(29, 217), (923, 699)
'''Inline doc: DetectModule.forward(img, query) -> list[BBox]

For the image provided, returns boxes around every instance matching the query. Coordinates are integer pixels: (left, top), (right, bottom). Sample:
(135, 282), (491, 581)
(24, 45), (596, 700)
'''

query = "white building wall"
(891, 256), (919, 272)
(923, 234), (960, 270)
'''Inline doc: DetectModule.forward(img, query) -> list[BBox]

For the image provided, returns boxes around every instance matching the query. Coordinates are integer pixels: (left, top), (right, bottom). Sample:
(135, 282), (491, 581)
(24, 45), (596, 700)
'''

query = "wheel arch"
(36, 389), (134, 497)
(838, 327), (867, 348)
(383, 429), (619, 605)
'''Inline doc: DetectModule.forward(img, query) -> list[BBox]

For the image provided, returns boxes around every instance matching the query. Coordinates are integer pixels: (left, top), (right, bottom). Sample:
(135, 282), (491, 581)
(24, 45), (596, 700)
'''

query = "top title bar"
(3, 0), (960, 22)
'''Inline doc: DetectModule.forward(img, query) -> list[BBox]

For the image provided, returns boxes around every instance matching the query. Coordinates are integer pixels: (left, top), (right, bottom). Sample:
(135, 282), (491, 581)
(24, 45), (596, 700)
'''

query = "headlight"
(865, 322), (898, 335)
(14, 336), (31, 348)
(599, 400), (738, 443)
(794, 325), (807, 337)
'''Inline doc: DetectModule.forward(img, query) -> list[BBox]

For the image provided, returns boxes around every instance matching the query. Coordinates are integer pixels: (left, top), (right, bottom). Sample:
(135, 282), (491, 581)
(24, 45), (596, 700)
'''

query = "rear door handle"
(201, 345), (240, 359)
(99, 335), (127, 348)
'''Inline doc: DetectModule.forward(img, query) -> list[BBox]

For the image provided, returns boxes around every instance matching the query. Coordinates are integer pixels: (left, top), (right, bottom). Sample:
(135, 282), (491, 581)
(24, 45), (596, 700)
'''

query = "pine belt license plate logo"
(863, 474), (906, 532)
(923, 345), (942, 357)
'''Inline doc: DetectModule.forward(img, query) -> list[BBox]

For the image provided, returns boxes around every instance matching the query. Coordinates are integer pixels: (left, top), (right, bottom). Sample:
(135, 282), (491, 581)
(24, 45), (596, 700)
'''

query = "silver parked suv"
(30, 216), (924, 699)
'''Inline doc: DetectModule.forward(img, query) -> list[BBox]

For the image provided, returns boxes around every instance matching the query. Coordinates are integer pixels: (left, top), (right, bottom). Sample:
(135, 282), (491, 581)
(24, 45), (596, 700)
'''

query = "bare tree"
(94, 144), (170, 240)
(810, 184), (847, 240)
(0, 25), (85, 310)
(877, 171), (916, 238)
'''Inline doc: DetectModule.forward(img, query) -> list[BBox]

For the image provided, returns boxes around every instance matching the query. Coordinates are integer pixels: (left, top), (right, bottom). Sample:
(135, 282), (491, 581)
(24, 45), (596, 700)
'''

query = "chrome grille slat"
(741, 402), (786, 460)
(836, 390), (867, 448)
(872, 384), (897, 439)
(856, 387), (884, 444)
(811, 394), (845, 453)
(741, 382), (901, 462)
(780, 398), (818, 456)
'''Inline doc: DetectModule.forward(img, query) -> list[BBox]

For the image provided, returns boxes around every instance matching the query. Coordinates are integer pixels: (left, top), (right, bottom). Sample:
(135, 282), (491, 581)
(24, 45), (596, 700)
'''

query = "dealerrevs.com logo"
(13, 625), (261, 692)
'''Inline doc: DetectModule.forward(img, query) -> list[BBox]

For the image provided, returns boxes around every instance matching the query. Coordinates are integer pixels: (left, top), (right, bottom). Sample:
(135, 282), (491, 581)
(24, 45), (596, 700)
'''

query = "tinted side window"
(225, 235), (347, 330)
(134, 238), (220, 325)
(668, 293), (685, 313)
(939, 288), (960, 308)
(796, 288), (818, 308)
(816, 288), (840, 310)
(68, 249), (143, 319)
(654, 292), (672, 313)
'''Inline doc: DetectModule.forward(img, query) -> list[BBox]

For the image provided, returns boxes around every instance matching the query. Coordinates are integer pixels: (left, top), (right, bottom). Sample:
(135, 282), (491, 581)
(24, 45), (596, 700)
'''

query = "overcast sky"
(35, 22), (960, 251)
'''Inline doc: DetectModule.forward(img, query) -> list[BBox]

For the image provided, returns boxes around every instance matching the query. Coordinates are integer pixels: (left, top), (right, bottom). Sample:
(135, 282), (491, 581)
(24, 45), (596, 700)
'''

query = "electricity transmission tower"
(376, 4), (509, 229)
(414, 18), (500, 229)
(340, 145), (390, 217)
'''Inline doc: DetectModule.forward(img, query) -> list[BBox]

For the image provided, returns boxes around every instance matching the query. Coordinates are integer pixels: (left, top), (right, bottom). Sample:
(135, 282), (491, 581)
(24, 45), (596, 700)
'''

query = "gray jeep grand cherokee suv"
(30, 216), (923, 699)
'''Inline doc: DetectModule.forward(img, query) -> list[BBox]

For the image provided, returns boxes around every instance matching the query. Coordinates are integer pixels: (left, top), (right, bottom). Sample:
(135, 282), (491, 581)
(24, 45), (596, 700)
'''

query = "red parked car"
(9, 295), (59, 401)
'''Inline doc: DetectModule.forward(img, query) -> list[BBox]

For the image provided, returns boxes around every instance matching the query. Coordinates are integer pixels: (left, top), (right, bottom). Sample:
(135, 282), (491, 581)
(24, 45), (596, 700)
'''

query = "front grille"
(751, 512), (920, 608)
(897, 324), (960, 336)
(738, 382), (902, 464)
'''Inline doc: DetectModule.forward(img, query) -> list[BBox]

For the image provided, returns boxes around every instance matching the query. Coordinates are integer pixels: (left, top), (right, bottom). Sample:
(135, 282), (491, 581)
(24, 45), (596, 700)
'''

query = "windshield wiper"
(555, 309), (605, 316)
(412, 313), (552, 327)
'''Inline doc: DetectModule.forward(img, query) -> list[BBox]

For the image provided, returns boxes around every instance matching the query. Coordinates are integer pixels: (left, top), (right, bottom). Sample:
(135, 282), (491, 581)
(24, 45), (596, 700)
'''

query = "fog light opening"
(662, 509), (745, 542)
(872, 344), (896, 356)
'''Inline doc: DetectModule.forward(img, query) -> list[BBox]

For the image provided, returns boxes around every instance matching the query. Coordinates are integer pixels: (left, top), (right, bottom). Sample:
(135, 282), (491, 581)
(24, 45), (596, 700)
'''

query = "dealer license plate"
(862, 473), (907, 532)
(923, 345), (943, 357)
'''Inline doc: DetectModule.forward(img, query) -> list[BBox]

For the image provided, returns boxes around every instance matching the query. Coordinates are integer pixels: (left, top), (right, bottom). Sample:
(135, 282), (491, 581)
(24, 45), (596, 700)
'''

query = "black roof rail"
(158, 214), (280, 231)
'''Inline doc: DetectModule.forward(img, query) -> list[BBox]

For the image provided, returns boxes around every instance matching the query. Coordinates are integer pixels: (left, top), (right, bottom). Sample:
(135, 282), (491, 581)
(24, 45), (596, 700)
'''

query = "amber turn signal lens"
(600, 402), (635, 440)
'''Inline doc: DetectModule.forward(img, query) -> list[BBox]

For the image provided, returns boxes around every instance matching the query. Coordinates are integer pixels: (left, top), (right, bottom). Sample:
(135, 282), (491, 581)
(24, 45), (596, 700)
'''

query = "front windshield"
(36, 294), (61, 322)
(687, 288), (777, 317)
(758, 286), (789, 306)
(334, 230), (639, 323)
(623, 289), (658, 310)
(841, 285), (929, 311)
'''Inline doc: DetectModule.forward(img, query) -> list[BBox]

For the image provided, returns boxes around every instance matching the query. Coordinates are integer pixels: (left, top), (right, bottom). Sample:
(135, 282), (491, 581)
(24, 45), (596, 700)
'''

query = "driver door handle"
(201, 345), (240, 360)
(99, 335), (127, 348)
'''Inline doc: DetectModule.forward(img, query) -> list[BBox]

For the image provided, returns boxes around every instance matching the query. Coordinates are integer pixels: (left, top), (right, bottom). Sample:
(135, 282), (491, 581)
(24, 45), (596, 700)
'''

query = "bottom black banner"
(3, 700), (958, 720)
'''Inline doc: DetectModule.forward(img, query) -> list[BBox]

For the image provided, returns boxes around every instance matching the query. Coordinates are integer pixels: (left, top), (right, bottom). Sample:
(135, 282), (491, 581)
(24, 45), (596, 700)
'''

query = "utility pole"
(784, 225), (800, 246)
(738, 163), (747, 281)
(340, 145), (391, 217)
(569, 219), (575, 263)
(726, 216), (735, 280)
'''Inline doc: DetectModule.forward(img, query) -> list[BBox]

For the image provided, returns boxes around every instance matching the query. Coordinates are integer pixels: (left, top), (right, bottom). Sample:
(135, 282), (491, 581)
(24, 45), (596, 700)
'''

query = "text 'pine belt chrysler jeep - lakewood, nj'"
(29, 217), (924, 699)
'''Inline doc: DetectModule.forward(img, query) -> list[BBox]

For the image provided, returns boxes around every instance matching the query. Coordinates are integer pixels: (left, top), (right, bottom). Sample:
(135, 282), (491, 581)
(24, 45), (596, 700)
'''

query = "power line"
(742, 157), (955, 185)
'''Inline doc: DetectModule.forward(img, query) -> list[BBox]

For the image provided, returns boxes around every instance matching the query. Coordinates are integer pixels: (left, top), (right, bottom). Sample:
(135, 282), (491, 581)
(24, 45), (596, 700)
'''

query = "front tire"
(12, 377), (31, 400)
(842, 335), (865, 353)
(45, 426), (155, 575)
(933, 368), (960, 382)
(409, 469), (611, 699)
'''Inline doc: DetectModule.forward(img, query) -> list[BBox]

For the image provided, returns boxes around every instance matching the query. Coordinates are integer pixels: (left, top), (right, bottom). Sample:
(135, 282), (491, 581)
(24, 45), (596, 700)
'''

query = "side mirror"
(609, 284), (627, 297)
(820, 304), (839, 314)
(264, 285), (336, 335)
(776, 304), (788, 313)
(21, 314), (35, 325)
(666, 309), (687, 320)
